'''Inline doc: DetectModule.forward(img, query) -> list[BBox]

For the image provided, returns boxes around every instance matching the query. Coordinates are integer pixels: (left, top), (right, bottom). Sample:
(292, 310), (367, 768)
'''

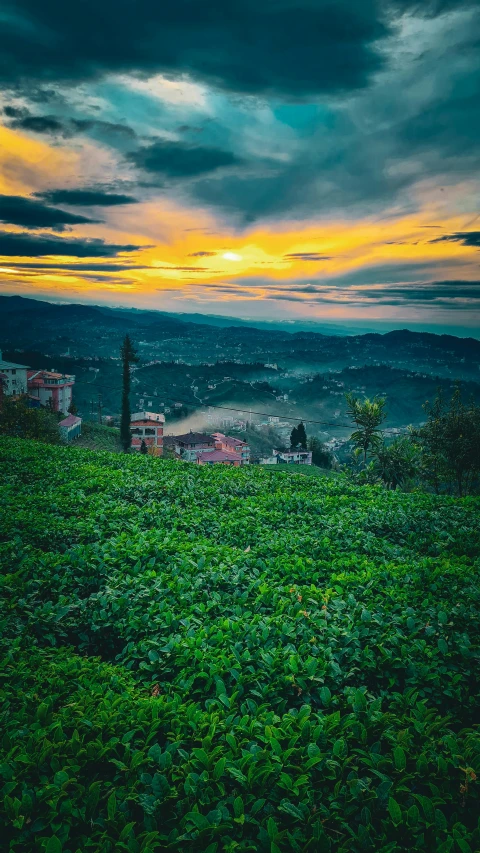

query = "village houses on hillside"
(0, 352), (76, 416)
(162, 430), (250, 466)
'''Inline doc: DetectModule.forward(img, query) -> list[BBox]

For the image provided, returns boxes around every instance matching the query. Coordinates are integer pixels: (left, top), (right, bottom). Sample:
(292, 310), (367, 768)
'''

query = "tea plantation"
(1, 437), (480, 853)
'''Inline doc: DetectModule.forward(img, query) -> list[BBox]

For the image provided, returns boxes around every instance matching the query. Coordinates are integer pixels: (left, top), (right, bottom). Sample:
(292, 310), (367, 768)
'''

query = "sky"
(0, 0), (479, 332)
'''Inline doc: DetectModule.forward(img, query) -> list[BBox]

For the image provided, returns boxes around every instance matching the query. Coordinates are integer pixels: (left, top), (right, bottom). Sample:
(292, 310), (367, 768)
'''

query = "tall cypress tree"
(290, 425), (299, 448)
(297, 422), (307, 449)
(120, 334), (138, 452)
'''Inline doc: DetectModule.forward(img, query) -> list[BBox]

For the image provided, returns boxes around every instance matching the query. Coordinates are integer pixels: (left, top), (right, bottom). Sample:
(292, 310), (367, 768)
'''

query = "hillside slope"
(1, 439), (479, 852)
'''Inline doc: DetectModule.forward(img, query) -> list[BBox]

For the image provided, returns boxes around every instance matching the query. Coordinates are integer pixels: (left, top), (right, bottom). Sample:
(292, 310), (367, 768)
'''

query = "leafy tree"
(345, 393), (387, 465)
(68, 401), (78, 416)
(0, 395), (60, 443)
(415, 388), (480, 496)
(120, 335), (138, 453)
(308, 436), (333, 468)
(373, 437), (419, 490)
(140, 439), (148, 455)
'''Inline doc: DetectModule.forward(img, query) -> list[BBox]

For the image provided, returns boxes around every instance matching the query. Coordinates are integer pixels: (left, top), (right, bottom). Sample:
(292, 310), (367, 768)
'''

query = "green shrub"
(1, 437), (479, 852)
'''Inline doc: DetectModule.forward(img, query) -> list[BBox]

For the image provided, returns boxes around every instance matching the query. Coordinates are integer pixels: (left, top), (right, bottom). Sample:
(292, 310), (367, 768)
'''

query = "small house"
(59, 414), (82, 442)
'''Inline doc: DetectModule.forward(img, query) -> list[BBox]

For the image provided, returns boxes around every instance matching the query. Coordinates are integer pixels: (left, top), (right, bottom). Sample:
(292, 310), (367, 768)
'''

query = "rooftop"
(130, 411), (165, 423)
(174, 432), (215, 444)
(0, 358), (29, 370)
(196, 449), (241, 463)
(59, 414), (82, 427)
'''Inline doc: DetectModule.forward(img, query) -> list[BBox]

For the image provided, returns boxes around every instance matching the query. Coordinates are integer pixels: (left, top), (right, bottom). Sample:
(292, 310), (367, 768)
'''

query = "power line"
(78, 379), (352, 428)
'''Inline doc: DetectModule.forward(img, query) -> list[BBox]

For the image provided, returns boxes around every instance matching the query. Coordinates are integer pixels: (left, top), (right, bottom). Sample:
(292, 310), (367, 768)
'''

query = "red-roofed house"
(27, 369), (75, 414)
(130, 411), (165, 455)
(211, 432), (250, 464)
(59, 414), (82, 442)
(196, 449), (242, 466)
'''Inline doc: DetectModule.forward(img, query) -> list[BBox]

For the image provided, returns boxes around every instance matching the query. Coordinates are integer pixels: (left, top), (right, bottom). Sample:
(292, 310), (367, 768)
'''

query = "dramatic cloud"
(432, 231), (480, 247)
(0, 1), (395, 97)
(0, 232), (142, 257)
(37, 188), (138, 206)
(4, 107), (136, 140)
(0, 194), (99, 229)
(128, 140), (241, 178)
(0, 0), (479, 330)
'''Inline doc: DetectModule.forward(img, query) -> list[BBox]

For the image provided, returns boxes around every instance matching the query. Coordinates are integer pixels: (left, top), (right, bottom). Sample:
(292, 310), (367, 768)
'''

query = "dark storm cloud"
(0, 195), (99, 229)
(37, 189), (138, 206)
(0, 232), (142, 257)
(3, 107), (65, 134)
(191, 3), (480, 222)
(188, 251), (216, 257)
(432, 231), (480, 247)
(128, 140), (241, 178)
(0, 1), (396, 97)
(4, 106), (136, 140)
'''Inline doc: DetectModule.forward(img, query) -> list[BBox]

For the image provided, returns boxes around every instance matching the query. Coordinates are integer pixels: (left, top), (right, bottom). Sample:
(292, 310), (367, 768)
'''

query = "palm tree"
(345, 393), (387, 465)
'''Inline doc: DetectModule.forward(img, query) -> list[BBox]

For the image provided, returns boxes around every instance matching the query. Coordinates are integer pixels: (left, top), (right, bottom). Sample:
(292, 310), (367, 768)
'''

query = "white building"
(0, 352), (29, 395)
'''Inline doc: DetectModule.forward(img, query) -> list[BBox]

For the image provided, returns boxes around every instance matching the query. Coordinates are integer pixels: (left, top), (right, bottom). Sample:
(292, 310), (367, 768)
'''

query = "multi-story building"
(274, 448), (312, 465)
(167, 432), (216, 461)
(211, 432), (250, 464)
(0, 352), (29, 395)
(130, 411), (165, 455)
(261, 449), (312, 465)
(27, 370), (75, 414)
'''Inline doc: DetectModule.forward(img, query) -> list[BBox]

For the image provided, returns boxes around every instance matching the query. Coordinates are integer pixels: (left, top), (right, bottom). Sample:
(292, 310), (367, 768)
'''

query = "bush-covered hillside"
(1, 438), (479, 853)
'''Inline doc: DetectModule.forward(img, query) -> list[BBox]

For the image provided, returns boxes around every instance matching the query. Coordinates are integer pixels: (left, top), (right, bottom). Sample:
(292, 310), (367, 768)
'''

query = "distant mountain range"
(2, 294), (480, 432)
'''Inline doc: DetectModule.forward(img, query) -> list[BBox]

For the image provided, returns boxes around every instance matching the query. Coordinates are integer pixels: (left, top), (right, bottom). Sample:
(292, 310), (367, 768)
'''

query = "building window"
(144, 428), (155, 436)
(11, 369), (16, 375)
(131, 427), (143, 435)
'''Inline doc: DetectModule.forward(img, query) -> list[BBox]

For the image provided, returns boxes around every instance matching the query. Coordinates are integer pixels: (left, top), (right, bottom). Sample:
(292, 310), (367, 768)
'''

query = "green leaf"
(120, 822), (136, 841)
(107, 791), (116, 821)
(54, 770), (69, 787)
(233, 796), (244, 818)
(279, 801), (303, 820)
(407, 805), (419, 826)
(213, 757), (226, 780)
(267, 816), (278, 840)
(435, 808), (448, 832)
(393, 746), (406, 772)
(45, 838), (62, 853)
(319, 686), (331, 705)
(388, 798), (402, 826)
(186, 811), (210, 831)
(352, 689), (367, 713)
(438, 638), (448, 655)
(417, 795), (435, 824)
(85, 782), (101, 819)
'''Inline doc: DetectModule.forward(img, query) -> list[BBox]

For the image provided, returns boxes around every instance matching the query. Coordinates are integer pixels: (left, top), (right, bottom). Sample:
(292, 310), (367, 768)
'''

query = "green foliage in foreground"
(0, 438), (479, 853)
(75, 421), (122, 453)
